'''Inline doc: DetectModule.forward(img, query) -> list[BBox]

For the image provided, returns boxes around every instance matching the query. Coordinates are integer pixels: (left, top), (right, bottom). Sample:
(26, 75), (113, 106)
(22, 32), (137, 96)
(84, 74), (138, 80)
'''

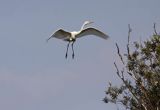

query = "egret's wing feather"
(77, 28), (109, 39)
(47, 29), (71, 42)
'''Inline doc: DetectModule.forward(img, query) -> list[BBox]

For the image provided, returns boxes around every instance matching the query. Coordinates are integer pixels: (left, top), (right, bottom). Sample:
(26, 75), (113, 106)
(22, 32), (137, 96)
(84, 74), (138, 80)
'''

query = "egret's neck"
(80, 23), (86, 31)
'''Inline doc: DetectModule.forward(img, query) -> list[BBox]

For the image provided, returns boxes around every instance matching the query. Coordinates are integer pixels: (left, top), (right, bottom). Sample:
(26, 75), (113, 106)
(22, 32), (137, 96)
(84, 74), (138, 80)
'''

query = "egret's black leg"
(65, 42), (70, 59)
(71, 41), (75, 59)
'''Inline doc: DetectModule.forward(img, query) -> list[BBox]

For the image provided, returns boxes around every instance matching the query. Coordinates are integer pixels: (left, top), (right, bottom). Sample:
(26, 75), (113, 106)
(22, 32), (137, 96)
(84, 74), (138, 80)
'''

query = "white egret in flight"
(47, 21), (109, 59)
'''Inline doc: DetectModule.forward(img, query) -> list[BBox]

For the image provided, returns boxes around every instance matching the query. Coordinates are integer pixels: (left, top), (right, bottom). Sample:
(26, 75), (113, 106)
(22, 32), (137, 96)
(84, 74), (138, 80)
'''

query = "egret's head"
(84, 21), (94, 25)
(81, 21), (94, 30)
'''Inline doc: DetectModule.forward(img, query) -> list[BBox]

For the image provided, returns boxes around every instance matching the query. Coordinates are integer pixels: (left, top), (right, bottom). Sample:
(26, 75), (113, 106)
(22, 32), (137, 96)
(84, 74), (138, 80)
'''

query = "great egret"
(47, 21), (109, 59)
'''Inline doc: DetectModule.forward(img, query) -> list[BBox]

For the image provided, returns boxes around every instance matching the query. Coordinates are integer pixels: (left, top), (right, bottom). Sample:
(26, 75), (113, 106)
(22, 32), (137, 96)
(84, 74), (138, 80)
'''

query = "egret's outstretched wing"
(77, 28), (109, 39)
(47, 29), (71, 42)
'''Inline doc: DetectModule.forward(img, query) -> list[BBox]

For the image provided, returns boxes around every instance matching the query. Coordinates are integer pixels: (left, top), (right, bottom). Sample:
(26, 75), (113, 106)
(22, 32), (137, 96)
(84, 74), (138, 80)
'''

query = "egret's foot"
(65, 53), (68, 59)
(72, 53), (74, 59)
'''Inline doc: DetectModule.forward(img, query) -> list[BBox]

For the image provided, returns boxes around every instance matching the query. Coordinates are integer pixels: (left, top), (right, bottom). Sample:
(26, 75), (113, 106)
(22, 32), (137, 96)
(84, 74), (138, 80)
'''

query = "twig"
(128, 24), (132, 45)
(121, 68), (125, 80)
(114, 62), (120, 77)
(154, 23), (158, 35)
(116, 43), (125, 64)
(127, 24), (132, 60)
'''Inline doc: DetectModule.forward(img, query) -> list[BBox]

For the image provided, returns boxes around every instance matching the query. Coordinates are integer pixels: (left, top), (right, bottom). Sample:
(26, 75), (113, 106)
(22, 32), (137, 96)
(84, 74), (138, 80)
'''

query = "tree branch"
(114, 61), (148, 110)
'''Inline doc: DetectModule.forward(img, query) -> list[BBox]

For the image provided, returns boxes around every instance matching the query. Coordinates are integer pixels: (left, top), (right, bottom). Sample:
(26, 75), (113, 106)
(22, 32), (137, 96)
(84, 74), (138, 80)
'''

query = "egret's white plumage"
(47, 21), (109, 59)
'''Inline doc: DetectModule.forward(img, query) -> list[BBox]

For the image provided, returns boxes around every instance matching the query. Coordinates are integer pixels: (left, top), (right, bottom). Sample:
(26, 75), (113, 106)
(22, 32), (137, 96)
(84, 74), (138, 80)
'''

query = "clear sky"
(0, 0), (160, 110)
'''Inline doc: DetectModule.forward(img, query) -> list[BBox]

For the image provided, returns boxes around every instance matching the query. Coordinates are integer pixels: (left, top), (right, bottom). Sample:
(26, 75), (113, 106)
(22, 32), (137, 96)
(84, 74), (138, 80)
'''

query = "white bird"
(47, 21), (109, 59)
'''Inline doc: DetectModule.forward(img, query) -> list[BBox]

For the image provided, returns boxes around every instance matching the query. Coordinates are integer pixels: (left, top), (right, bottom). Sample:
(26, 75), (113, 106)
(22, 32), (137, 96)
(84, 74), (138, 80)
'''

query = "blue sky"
(0, 0), (160, 110)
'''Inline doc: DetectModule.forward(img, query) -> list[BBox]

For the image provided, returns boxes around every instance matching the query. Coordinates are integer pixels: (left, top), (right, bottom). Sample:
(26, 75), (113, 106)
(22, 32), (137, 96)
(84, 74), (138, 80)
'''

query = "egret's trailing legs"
(71, 41), (75, 59)
(65, 42), (70, 59)
(65, 41), (75, 59)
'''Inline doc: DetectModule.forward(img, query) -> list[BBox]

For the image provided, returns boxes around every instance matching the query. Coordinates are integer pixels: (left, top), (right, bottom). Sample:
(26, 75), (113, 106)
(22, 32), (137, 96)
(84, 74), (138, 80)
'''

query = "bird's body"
(67, 31), (78, 41)
(47, 21), (109, 59)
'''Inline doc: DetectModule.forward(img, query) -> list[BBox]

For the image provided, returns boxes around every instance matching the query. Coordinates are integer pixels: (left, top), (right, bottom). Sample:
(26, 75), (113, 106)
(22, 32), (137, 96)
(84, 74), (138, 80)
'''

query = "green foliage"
(104, 27), (160, 110)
